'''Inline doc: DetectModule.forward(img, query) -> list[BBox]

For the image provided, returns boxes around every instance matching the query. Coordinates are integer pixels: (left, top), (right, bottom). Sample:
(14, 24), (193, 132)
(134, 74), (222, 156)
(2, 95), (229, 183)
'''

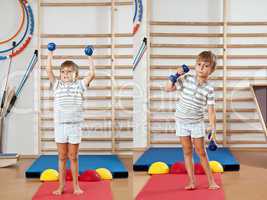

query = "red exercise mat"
(32, 181), (112, 200)
(136, 173), (224, 200)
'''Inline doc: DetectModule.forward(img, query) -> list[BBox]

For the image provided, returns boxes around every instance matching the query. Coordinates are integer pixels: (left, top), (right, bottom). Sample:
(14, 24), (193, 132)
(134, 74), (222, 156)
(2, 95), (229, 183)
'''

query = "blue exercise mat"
(134, 147), (240, 171)
(26, 155), (128, 178)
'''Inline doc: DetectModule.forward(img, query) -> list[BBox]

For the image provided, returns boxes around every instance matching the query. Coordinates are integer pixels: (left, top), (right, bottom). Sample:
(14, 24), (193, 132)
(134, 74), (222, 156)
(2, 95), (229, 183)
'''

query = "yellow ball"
(148, 162), (169, 175)
(209, 161), (224, 173)
(40, 169), (59, 181)
(96, 168), (113, 180)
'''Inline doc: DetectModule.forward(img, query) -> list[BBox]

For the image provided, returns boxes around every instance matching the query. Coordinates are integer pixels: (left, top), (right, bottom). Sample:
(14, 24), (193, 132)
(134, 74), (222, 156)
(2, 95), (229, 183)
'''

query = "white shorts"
(54, 123), (82, 144)
(176, 119), (206, 138)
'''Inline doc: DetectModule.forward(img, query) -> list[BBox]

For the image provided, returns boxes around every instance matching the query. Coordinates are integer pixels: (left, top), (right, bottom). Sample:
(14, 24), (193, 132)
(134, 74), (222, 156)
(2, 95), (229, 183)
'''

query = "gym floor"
(133, 150), (267, 200)
(0, 157), (133, 200)
(0, 151), (267, 200)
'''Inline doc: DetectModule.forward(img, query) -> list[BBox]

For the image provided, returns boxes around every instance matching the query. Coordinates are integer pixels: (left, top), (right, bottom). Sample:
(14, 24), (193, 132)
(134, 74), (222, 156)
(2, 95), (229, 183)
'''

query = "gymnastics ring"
(0, 0), (34, 59)
(0, 0), (25, 45)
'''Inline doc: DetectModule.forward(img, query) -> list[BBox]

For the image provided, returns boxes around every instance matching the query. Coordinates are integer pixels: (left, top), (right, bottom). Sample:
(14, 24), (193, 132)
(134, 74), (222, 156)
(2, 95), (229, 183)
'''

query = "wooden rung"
(150, 119), (259, 123)
(150, 141), (224, 145)
(150, 97), (254, 102)
(41, 137), (133, 142)
(41, 107), (133, 112)
(41, 75), (132, 80)
(41, 127), (133, 131)
(41, 44), (132, 49)
(40, 1), (133, 7)
(41, 33), (132, 38)
(41, 55), (132, 60)
(150, 108), (257, 113)
(41, 65), (132, 70)
(150, 86), (250, 91)
(41, 117), (132, 121)
(150, 140), (266, 145)
(150, 21), (267, 26)
(150, 32), (267, 38)
(41, 86), (133, 90)
(41, 96), (133, 100)
(151, 33), (223, 37)
(150, 54), (267, 59)
(229, 33), (267, 37)
(151, 130), (265, 134)
(151, 43), (267, 49)
(150, 76), (267, 81)
(150, 65), (267, 70)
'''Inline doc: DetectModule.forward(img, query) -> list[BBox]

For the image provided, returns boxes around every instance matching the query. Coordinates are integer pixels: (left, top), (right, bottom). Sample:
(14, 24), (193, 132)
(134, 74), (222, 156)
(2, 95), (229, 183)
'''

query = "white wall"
(0, 0), (39, 154)
(0, 0), (132, 155)
(134, 0), (267, 148)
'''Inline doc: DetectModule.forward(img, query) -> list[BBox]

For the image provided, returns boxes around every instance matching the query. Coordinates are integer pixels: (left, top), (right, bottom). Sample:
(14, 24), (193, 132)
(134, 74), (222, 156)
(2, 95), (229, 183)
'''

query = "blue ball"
(47, 43), (56, 51)
(84, 46), (94, 56)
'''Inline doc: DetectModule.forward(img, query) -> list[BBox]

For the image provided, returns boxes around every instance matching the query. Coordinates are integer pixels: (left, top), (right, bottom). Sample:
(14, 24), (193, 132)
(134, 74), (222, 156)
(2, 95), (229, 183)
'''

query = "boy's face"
(60, 66), (75, 82)
(195, 59), (213, 79)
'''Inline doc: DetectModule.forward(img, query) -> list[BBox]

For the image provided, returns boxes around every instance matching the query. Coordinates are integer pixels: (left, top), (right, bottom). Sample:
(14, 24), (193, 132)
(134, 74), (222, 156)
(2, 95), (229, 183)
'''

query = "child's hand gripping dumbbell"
(168, 64), (190, 85)
(207, 128), (218, 151)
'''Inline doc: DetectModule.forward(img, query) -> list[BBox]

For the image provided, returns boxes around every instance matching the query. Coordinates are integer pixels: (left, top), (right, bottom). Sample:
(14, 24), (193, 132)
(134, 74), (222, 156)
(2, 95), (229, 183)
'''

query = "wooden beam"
(150, 54), (267, 59)
(40, 1), (133, 7)
(111, 0), (116, 153)
(41, 75), (132, 80)
(41, 127), (132, 131)
(151, 43), (267, 49)
(41, 44), (132, 49)
(150, 108), (257, 113)
(150, 97), (254, 102)
(41, 137), (133, 142)
(41, 55), (132, 60)
(151, 130), (265, 134)
(150, 21), (267, 26)
(150, 33), (267, 38)
(150, 65), (267, 70)
(150, 76), (267, 81)
(41, 33), (132, 38)
(41, 64), (132, 70)
(223, 0), (228, 146)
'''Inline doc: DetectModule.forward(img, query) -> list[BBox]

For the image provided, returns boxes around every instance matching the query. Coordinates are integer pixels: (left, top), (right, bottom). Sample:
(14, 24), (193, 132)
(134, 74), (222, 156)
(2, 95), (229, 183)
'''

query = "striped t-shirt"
(53, 79), (87, 123)
(175, 73), (215, 123)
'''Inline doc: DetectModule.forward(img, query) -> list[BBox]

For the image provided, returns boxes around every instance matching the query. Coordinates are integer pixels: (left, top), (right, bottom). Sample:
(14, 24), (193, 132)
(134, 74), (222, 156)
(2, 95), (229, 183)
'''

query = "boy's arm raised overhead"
(83, 56), (96, 88)
(46, 51), (56, 84)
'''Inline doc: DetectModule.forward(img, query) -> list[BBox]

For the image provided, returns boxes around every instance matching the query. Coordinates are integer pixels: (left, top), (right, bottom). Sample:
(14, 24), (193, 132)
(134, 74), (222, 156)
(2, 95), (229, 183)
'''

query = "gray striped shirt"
(53, 79), (87, 123)
(175, 73), (215, 122)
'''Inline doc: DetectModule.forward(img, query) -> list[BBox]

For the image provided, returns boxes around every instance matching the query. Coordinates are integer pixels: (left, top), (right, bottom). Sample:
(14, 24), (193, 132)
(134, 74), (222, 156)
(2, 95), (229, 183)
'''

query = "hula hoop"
(0, 0), (25, 45)
(133, 0), (138, 23)
(133, 0), (143, 35)
(0, 0), (34, 59)
(10, 3), (35, 58)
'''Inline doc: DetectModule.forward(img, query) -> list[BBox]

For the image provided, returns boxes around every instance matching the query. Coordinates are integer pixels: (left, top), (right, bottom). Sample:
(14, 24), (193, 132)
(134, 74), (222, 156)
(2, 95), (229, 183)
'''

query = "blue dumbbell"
(168, 64), (190, 84)
(208, 140), (218, 151)
(84, 45), (94, 56)
(47, 42), (56, 51)
(207, 130), (218, 151)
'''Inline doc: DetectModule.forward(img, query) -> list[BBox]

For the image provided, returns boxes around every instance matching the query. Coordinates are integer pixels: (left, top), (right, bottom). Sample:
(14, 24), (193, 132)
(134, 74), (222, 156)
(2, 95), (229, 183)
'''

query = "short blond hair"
(60, 60), (79, 79)
(197, 51), (217, 73)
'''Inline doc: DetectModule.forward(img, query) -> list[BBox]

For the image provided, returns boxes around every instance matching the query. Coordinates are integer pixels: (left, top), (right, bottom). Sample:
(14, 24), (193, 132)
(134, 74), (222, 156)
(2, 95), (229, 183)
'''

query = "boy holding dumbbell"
(165, 51), (219, 190)
(46, 43), (95, 195)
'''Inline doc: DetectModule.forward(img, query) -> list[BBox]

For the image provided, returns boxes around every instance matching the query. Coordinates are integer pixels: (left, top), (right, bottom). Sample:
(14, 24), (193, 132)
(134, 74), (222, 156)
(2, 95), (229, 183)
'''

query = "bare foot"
(52, 186), (64, 195)
(209, 182), (220, 190)
(73, 187), (84, 195)
(185, 182), (196, 190)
